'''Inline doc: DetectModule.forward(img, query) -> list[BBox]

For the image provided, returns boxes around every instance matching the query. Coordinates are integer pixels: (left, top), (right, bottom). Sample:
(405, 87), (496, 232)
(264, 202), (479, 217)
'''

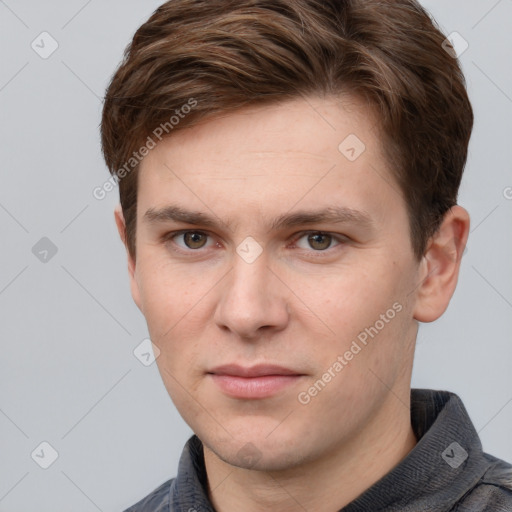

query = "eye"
(165, 230), (215, 251)
(293, 232), (343, 251)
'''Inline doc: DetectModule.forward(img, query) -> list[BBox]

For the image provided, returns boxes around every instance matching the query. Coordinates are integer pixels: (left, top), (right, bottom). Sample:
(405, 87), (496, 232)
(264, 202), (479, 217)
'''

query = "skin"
(115, 95), (470, 512)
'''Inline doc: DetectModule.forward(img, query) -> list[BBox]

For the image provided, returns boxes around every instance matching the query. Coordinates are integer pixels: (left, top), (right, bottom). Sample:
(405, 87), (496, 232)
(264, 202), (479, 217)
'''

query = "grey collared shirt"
(123, 389), (512, 511)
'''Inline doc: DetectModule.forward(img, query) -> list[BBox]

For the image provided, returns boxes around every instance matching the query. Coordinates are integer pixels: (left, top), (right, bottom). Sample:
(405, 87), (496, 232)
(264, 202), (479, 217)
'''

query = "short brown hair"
(101, 0), (473, 261)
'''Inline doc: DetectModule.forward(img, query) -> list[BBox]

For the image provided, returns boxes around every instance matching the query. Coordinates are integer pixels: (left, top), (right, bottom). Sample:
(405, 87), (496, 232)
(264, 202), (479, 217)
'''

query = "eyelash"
(162, 230), (348, 258)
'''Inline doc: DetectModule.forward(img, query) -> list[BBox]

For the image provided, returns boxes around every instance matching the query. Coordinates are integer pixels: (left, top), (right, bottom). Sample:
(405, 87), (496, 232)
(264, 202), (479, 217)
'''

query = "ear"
(114, 204), (143, 312)
(412, 205), (470, 323)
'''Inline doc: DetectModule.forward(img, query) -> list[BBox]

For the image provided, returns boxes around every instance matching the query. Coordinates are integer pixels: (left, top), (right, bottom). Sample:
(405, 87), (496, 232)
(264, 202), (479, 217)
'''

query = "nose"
(213, 250), (290, 340)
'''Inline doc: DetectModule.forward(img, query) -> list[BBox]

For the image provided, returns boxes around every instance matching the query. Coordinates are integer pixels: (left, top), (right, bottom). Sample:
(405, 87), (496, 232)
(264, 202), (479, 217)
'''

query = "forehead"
(136, 94), (403, 229)
(145, 94), (382, 166)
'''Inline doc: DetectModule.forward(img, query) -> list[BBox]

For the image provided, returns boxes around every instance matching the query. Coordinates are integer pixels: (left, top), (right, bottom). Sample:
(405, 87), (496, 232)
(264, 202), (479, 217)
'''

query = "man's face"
(126, 96), (424, 471)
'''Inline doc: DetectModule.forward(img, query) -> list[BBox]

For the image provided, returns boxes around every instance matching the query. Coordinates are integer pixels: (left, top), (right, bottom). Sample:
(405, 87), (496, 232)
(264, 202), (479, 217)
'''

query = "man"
(101, 0), (512, 510)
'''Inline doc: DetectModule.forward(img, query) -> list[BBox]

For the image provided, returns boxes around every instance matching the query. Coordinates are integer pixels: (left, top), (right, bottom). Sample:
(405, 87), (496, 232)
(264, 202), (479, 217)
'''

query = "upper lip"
(208, 364), (303, 377)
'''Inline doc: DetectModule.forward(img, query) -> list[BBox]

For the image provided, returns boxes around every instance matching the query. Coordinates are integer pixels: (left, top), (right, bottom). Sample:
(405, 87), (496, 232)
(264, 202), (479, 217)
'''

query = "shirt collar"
(341, 388), (492, 511)
(169, 388), (493, 512)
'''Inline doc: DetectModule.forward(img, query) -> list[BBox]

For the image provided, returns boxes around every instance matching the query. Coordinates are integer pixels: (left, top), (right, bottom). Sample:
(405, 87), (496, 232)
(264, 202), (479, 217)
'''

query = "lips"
(209, 364), (302, 378)
(208, 364), (305, 399)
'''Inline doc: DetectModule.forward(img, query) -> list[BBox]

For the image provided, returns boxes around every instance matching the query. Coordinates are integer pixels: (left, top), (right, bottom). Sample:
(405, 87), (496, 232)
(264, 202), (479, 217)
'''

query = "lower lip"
(210, 374), (303, 399)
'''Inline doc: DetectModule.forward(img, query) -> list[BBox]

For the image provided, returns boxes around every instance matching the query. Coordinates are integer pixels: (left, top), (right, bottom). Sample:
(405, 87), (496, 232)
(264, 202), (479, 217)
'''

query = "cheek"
(306, 269), (384, 328)
(135, 261), (208, 346)
(310, 266), (409, 357)
(136, 257), (202, 319)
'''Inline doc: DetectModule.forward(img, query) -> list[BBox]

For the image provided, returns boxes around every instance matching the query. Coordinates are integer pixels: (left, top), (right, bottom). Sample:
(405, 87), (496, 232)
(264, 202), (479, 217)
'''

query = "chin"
(218, 441), (309, 472)
(202, 423), (314, 472)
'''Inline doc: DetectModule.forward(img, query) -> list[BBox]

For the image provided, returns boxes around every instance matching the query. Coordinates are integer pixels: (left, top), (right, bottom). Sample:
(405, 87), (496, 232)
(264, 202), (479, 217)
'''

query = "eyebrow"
(143, 205), (374, 231)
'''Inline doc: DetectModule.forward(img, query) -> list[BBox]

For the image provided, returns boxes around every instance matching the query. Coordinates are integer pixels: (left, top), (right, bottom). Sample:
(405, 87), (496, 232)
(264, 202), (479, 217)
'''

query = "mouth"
(207, 364), (306, 399)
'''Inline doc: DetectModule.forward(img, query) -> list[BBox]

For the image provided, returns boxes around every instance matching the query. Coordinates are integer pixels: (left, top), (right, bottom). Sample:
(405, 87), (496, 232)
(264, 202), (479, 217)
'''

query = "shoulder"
(454, 455), (512, 511)
(123, 478), (174, 512)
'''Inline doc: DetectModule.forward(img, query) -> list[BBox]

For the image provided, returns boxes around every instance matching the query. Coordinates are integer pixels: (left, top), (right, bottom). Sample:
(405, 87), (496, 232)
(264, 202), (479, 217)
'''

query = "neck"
(204, 391), (418, 512)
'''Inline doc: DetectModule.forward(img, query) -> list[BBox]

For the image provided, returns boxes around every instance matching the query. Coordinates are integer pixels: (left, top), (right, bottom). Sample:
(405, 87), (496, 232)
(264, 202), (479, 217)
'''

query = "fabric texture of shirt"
(123, 388), (512, 511)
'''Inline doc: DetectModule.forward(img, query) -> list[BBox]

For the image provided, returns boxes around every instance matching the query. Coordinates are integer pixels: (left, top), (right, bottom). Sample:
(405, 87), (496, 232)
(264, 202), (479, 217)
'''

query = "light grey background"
(0, 1), (511, 510)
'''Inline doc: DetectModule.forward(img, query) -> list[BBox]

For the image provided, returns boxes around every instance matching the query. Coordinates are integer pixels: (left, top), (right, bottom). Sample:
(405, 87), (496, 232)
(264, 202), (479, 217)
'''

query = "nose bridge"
(214, 247), (288, 337)
(231, 250), (270, 299)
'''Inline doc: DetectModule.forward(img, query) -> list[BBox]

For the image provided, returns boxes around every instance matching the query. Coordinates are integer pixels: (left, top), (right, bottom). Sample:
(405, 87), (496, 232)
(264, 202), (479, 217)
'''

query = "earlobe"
(412, 205), (470, 323)
(114, 204), (143, 312)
